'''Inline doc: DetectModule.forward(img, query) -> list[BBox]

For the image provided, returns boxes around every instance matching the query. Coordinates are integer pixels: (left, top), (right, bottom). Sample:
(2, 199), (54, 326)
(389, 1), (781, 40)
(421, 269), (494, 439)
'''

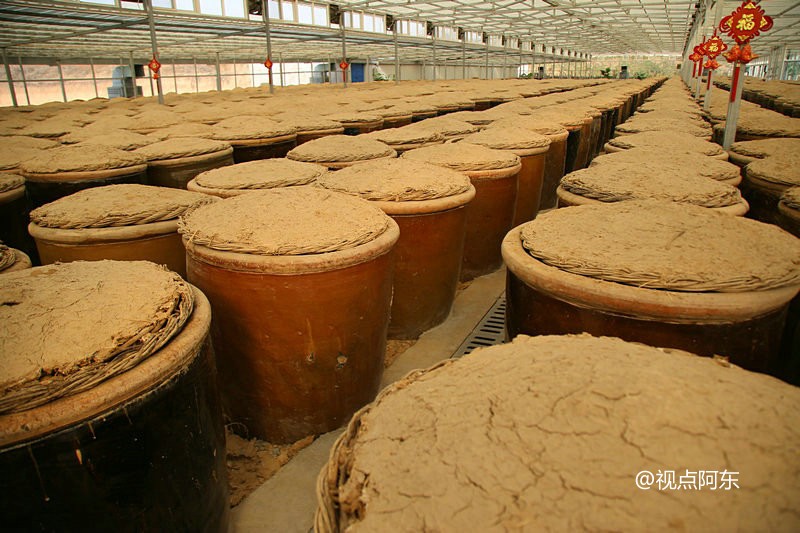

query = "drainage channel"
(452, 294), (507, 358)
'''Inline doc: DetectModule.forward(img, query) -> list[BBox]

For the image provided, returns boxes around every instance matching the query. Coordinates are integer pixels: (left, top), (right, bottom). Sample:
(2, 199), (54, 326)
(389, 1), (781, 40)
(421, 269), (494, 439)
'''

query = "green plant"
(519, 72), (534, 79)
(634, 71), (648, 80)
(600, 67), (612, 78)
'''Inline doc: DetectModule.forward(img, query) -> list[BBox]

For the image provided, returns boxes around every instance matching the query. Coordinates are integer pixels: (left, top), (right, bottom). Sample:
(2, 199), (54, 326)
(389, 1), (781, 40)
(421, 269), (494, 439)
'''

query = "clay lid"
(0, 243), (16, 271)
(461, 126), (551, 152)
(746, 152), (800, 187)
(364, 125), (444, 146)
(287, 135), (396, 164)
(128, 109), (183, 131)
(30, 184), (215, 229)
(615, 116), (712, 137)
(179, 188), (392, 256)
(591, 149), (741, 183)
(324, 111), (383, 125)
(0, 173), (25, 193)
(273, 113), (344, 132)
(734, 110), (800, 137)
(211, 116), (296, 140)
(560, 163), (744, 208)
(20, 144), (147, 174)
(157, 122), (217, 139)
(0, 146), (42, 171)
(193, 158), (326, 192)
(134, 137), (232, 161)
(402, 142), (521, 172)
(607, 131), (726, 157)
(730, 138), (800, 159)
(17, 118), (78, 138)
(319, 333), (800, 532)
(317, 159), (472, 201)
(0, 135), (59, 150)
(175, 106), (232, 124)
(410, 116), (480, 137)
(780, 186), (800, 211)
(489, 116), (569, 137)
(520, 201), (800, 292)
(0, 260), (194, 414)
(61, 129), (159, 150)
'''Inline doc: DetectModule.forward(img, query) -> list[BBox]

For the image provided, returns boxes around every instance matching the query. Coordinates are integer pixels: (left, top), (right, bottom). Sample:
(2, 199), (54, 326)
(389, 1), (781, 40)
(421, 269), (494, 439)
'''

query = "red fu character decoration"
(339, 61), (349, 71)
(718, 0), (774, 149)
(148, 56), (161, 80)
(264, 58), (273, 70)
(689, 45), (704, 79)
(702, 33), (727, 72)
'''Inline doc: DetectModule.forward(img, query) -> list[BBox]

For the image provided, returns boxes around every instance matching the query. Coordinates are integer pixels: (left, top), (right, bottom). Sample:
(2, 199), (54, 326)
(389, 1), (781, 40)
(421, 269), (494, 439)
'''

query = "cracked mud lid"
(0, 260), (194, 415)
(401, 142), (520, 172)
(192, 158), (326, 193)
(316, 334), (800, 533)
(286, 135), (396, 164)
(179, 187), (393, 256)
(606, 131), (726, 157)
(519, 201), (800, 293)
(30, 184), (216, 229)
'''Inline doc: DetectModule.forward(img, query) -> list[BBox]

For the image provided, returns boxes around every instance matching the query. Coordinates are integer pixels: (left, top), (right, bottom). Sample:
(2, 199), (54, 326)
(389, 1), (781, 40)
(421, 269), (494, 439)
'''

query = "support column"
(723, 62), (745, 149)
(18, 56), (30, 104)
(2, 49), (18, 107)
(462, 40), (466, 79)
(432, 37), (437, 81)
(56, 60), (67, 102)
(215, 52), (222, 91)
(279, 52), (285, 87)
(340, 13), (348, 87)
(261, 0), (275, 93)
(144, 0), (164, 104)
(193, 57), (199, 93)
(89, 57), (98, 98)
(484, 41), (489, 79)
(128, 51), (137, 98)
(394, 29), (400, 83)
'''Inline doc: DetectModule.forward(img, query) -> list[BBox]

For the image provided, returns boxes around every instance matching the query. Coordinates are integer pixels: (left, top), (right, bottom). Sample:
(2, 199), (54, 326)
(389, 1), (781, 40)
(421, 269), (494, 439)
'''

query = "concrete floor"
(231, 268), (507, 532)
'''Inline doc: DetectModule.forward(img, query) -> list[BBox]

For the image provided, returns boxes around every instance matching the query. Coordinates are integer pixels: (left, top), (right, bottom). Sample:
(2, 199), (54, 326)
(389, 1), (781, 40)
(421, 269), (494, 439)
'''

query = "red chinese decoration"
(703, 34), (728, 60)
(339, 61), (349, 70)
(724, 43), (758, 64)
(719, 1), (773, 45)
(704, 59), (720, 71)
(147, 57), (161, 80)
(264, 58), (273, 70)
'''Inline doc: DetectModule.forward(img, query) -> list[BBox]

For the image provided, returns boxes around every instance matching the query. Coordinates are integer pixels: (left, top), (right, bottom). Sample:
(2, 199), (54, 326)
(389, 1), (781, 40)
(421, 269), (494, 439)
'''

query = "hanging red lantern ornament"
(264, 58), (273, 70)
(339, 61), (349, 71)
(148, 57), (161, 80)
(724, 43), (758, 64)
(704, 59), (720, 71)
(719, 0), (773, 46)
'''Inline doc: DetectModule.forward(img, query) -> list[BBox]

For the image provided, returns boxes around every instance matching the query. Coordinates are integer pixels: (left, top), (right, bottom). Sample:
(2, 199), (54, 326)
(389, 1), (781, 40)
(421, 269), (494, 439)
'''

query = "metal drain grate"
(452, 294), (507, 358)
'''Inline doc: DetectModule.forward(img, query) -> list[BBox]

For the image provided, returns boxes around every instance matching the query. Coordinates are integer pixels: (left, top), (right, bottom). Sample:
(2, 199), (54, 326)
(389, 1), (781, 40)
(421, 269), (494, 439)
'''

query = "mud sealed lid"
(286, 135), (396, 165)
(316, 158), (473, 205)
(781, 186), (800, 212)
(211, 116), (296, 141)
(133, 137), (233, 163)
(179, 187), (394, 256)
(559, 163), (745, 210)
(191, 158), (326, 195)
(746, 152), (800, 188)
(0, 243), (19, 271)
(317, 333), (800, 532)
(520, 201), (800, 293)
(30, 184), (215, 229)
(61, 129), (160, 150)
(590, 149), (741, 184)
(0, 173), (25, 194)
(363, 125), (444, 149)
(615, 115), (712, 138)
(730, 138), (800, 161)
(273, 113), (344, 133)
(408, 116), (480, 137)
(489, 116), (569, 139)
(401, 142), (521, 173)
(157, 122), (217, 139)
(0, 260), (194, 414)
(20, 144), (147, 176)
(461, 126), (551, 155)
(606, 131), (726, 158)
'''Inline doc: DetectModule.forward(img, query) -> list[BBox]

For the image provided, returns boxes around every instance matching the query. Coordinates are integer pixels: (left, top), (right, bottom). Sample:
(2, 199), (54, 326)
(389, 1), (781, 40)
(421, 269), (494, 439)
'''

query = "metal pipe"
(143, 0), (164, 104)
(432, 36), (437, 81)
(89, 57), (98, 98)
(56, 60), (67, 102)
(193, 56), (199, 93)
(279, 52), (284, 87)
(462, 39), (466, 79)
